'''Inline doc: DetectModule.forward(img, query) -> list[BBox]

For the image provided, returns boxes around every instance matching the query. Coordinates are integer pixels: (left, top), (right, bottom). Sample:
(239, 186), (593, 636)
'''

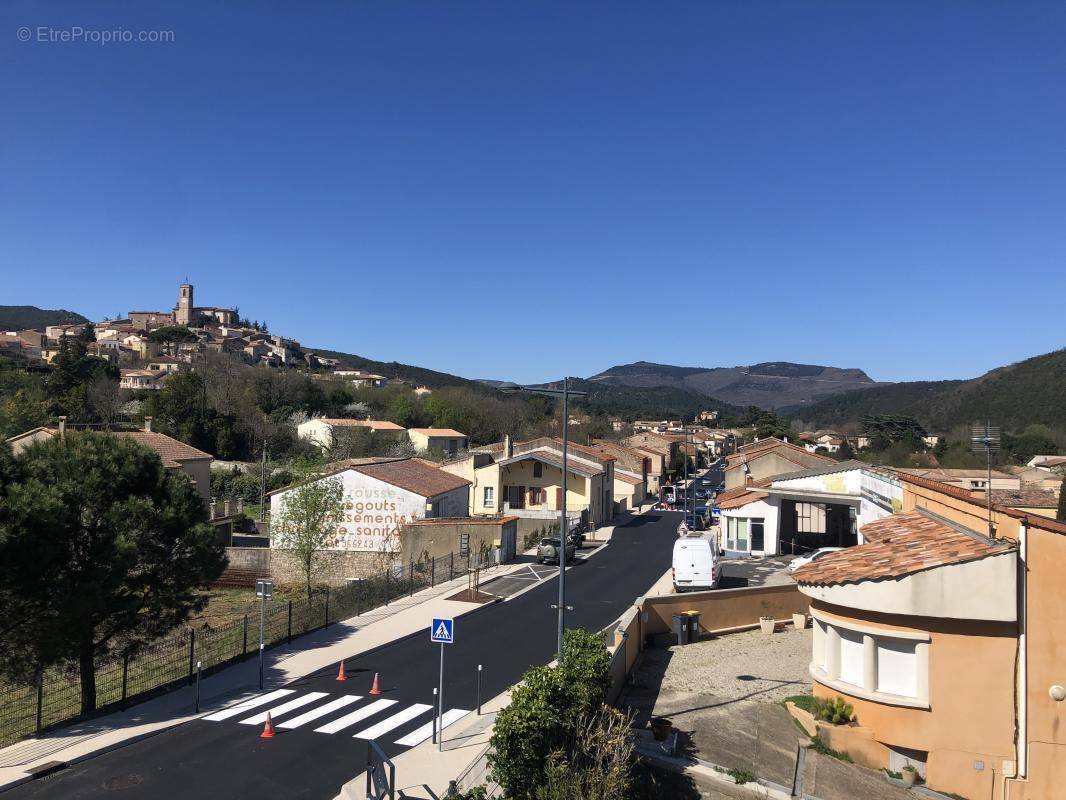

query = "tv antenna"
(970, 422), (1001, 539)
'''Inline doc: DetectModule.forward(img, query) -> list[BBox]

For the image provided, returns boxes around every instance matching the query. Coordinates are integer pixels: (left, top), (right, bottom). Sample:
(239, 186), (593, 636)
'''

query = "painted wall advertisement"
(859, 470), (904, 532)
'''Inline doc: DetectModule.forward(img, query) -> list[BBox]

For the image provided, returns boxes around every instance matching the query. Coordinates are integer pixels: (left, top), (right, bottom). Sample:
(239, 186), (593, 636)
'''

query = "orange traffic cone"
(336, 660), (347, 682)
(260, 712), (276, 739)
(369, 672), (382, 695)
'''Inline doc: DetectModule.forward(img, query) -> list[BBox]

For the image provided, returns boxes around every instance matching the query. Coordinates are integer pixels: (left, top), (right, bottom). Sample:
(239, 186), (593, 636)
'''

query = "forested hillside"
(789, 348), (1066, 433)
(0, 305), (88, 330)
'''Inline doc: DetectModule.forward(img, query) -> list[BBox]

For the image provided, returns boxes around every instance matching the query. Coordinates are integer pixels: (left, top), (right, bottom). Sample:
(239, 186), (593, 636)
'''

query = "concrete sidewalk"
(0, 506), (650, 795)
(0, 558), (531, 792)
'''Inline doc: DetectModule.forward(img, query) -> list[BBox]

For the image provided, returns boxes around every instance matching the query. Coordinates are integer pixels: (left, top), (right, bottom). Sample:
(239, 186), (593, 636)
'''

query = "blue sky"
(2, 2), (1063, 384)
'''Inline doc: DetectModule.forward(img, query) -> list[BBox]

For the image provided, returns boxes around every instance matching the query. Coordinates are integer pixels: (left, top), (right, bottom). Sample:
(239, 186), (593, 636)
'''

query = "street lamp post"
(498, 378), (588, 659)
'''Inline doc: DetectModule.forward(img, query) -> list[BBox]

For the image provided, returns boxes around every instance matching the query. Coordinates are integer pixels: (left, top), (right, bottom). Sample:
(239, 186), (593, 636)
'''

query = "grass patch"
(792, 717), (811, 737)
(809, 735), (853, 763)
(190, 586), (306, 626)
(782, 694), (816, 713)
(726, 768), (756, 785)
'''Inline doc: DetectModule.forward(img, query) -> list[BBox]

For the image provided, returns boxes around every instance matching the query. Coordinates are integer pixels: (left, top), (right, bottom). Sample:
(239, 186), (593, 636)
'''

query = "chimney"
(504, 434), (513, 459)
(144, 416), (153, 433)
(57, 416), (67, 439)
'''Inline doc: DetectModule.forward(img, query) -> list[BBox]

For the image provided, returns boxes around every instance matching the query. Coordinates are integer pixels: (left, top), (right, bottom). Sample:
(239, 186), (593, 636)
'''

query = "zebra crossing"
(203, 689), (470, 749)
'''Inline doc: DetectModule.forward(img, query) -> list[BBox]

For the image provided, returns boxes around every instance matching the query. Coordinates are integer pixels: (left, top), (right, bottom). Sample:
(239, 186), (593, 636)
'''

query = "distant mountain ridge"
(588, 360), (879, 409)
(0, 305), (89, 331)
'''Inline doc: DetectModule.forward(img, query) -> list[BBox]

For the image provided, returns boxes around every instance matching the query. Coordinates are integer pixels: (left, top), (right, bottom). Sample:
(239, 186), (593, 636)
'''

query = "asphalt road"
(13, 509), (681, 800)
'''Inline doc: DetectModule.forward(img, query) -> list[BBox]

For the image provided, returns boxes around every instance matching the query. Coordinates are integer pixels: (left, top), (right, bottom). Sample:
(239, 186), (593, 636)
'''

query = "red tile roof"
(991, 488), (1060, 509)
(614, 473), (643, 486)
(317, 419), (404, 431)
(350, 458), (471, 497)
(112, 431), (212, 467)
(793, 510), (1013, 587)
(893, 470), (1066, 536)
(716, 490), (769, 510)
(408, 428), (467, 438)
(497, 450), (602, 478)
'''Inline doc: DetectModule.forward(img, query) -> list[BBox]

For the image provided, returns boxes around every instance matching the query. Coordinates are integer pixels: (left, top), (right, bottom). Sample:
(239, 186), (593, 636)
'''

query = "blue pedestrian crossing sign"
(430, 617), (454, 644)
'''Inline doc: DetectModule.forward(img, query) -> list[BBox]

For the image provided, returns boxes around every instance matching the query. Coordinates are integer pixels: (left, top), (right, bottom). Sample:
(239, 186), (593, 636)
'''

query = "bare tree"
(87, 375), (124, 429)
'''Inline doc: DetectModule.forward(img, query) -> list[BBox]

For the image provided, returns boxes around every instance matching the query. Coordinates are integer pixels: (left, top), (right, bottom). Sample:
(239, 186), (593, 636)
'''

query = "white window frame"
(808, 609), (930, 709)
(483, 486), (494, 508)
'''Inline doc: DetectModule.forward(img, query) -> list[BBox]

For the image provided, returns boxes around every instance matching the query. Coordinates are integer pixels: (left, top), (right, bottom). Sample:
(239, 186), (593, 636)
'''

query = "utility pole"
(497, 378), (587, 660)
(259, 444), (267, 524)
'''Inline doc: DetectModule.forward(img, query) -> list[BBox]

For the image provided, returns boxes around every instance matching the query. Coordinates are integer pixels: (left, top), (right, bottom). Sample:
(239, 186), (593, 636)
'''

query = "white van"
(672, 535), (722, 592)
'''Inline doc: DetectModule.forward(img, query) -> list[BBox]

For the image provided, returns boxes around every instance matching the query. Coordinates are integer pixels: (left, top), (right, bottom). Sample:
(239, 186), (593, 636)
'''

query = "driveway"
(621, 626), (911, 800)
(719, 554), (794, 589)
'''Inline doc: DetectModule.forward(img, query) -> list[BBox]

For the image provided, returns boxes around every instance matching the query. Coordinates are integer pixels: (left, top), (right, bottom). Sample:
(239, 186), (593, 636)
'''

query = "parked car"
(672, 535), (722, 592)
(695, 489), (709, 500)
(788, 547), (845, 573)
(537, 537), (576, 564)
(684, 512), (706, 531)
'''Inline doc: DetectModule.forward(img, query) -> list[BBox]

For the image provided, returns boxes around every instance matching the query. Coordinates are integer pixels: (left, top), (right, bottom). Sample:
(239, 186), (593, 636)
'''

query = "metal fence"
(0, 547), (499, 748)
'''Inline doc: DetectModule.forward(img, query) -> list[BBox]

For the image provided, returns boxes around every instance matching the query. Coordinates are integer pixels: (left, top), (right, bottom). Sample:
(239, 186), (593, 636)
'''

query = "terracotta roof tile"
(716, 491), (769, 510)
(893, 471), (1066, 535)
(350, 458), (471, 497)
(991, 488), (1059, 509)
(497, 450), (602, 478)
(317, 419), (404, 431)
(793, 510), (1014, 587)
(111, 431), (212, 467)
(408, 428), (467, 438)
(615, 473), (643, 485)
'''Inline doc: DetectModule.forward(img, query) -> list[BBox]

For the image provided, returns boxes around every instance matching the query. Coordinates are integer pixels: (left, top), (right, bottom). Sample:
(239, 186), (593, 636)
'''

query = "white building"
(269, 458), (470, 553)
(297, 418), (405, 449)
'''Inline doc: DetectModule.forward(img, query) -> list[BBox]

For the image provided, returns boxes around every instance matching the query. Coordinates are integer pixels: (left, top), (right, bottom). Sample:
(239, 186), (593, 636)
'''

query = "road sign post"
(256, 579), (273, 690)
(430, 617), (454, 751)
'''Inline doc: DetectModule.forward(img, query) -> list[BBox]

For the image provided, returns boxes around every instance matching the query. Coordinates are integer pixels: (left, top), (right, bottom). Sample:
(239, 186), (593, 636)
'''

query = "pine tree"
(0, 432), (225, 713)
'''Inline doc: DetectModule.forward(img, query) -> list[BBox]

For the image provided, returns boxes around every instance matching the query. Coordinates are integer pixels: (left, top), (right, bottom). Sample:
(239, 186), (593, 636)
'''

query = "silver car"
(537, 537), (576, 564)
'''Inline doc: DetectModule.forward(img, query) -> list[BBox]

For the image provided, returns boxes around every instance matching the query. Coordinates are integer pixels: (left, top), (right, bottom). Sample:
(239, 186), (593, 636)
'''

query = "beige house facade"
(792, 471), (1066, 800)
(407, 428), (468, 457)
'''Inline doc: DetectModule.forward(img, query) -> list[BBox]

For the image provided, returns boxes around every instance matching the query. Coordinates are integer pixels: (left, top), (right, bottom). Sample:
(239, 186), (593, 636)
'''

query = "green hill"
(309, 347), (482, 389)
(0, 305), (88, 330)
(787, 348), (1066, 432)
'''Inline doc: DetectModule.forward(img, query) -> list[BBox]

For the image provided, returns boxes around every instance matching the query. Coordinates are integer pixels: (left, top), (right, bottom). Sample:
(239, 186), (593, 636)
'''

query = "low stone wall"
(640, 583), (808, 637)
(400, 517), (517, 563)
(224, 546), (271, 573)
(268, 517), (519, 588)
(270, 549), (388, 588)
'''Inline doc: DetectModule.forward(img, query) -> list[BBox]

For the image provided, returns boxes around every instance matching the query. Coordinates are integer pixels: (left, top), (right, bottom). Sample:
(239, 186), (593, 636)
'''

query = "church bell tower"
(176, 281), (194, 325)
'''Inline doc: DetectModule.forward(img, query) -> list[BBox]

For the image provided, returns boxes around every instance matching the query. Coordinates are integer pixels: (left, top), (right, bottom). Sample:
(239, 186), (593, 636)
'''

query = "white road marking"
(353, 703), (432, 740)
(277, 695), (363, 729)
(239, 692), (329, 725)
(313, 699), (397, 734)
(203, 689), (295, 721)
(393, 709), (470, 747)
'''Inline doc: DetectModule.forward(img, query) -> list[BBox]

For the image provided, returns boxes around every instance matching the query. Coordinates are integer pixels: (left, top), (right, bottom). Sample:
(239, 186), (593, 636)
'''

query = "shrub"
(726, 767), (756, 785)
(489, 628), (612, 799)
(809, 735), (853, 763)
(812, 695), (853, 725)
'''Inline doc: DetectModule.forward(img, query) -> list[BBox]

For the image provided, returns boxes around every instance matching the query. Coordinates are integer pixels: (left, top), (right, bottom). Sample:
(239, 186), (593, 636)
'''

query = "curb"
(0, 576), (509, 792)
